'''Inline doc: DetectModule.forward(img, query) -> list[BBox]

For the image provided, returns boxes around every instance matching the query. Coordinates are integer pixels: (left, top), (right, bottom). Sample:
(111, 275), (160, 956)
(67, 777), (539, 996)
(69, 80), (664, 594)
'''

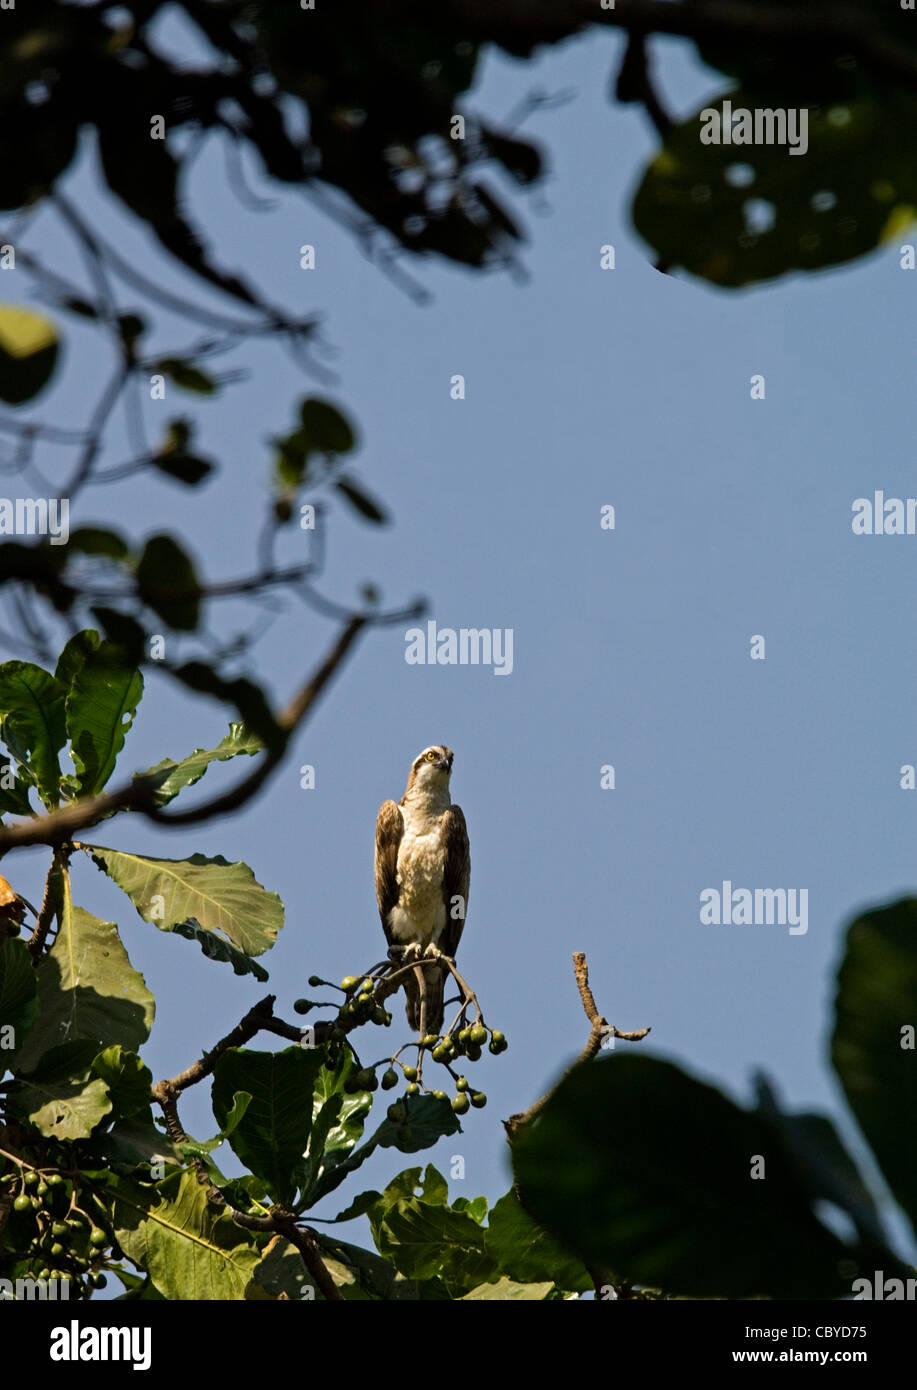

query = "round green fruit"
(308, 975), (324, 987)
(470, 1092), (487, 1108)
(24, 1171), (39, 1188)
(381, 1068), (399, 1090)
(452, 1094), (470, 1115)
(402, 1065), (417, 1082)
(13, 1194), (32, 1213)
(469, 1024), (487, 1045)
(387, 1102), (406, 1125)
(89, 1228), (108, 1248)
(431, 1089), (447, 1102)
(340, 976), (359, 993)
(431, 1043), (450, 1063)
(406, 1082), (420, 1097)
(455, 1076), (469, 1092)
(422, 1034), (440, 1049)
(293, 999), (312, 1015)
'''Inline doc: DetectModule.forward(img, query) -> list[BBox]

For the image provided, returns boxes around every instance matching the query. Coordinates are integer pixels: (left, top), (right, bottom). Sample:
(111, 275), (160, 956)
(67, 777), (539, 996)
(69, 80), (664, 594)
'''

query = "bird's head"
(407, 744), (454, 793)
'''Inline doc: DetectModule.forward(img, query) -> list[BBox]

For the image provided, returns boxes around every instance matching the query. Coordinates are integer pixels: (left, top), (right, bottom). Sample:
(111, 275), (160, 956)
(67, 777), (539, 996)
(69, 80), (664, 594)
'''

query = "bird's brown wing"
(374, 799), (404, 946)
(439, 804), (470, 959)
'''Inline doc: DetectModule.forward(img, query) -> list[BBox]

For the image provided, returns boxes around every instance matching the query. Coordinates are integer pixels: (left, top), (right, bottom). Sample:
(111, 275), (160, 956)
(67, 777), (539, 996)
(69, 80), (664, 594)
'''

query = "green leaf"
(308, 1094), (459, 1206)
(272, 427), (312, 491)
(212, 1046), (325, 1206)
(138, 723), (263, 808)
(103, 1119), (181, 1171)
(633, 87), (917, 288)
(221, 1090), (253, 1137)
(372, 1093), (461, 1155)
(331, 1189), (382, 1223)
(168, 918), (270, 981)
(12, 866), (155, 1074)
(300, 397), (356, 453)
(0, 753), (34, 816)
(12, 1038), (114, 1139)
(0, 660), (67, 806)
(314, 1231), (450, 1301)
(461, 1276), (555, 1300)
(370, 1179), (498, 1289)
(84, 845), (284, 958)
(832, 899), (917, 1236)
(334, 476), (389, 524)
(753, 1073), (885, 1246)
(153, 358), (218, 396)
(54, 629), (101, 691)
(14, 1071), (112, 1140)
(0, 304), (60, 404)
(66, 640), (143, 796)
(453, 1195), (488, 1223)
(113, 1169), (264, 1300)
(486, 1189), (592, 1292)
(68, 529), (131, 561)
(136, 534), (201, 631)
(0, 937), (39, 1048)
(91, 1045), (153, 1121)
(511, 1054), (880, 1299)
(248, 1235), (317, 1300)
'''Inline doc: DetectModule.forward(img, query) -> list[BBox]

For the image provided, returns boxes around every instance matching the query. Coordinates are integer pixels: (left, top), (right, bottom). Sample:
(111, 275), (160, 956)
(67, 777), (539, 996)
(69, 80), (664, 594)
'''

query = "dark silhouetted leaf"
(136, 534), (201, 631)
(832, 899), (917, 1237)
(335, 476), (388, 524)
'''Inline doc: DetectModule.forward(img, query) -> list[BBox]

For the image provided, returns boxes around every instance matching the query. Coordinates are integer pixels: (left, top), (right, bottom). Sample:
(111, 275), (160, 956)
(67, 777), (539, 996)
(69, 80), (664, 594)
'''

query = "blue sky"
(4, 17), (917, 1273)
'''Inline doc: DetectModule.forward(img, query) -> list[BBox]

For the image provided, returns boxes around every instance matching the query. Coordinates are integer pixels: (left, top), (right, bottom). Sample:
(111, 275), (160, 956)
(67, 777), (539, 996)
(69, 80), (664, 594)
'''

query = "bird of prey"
(374, 745), (470, 1034)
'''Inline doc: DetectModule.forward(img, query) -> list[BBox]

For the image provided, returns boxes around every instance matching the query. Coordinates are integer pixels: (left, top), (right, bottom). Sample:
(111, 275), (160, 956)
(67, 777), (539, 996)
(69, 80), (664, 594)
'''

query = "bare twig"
(504, 951), (650, 1139)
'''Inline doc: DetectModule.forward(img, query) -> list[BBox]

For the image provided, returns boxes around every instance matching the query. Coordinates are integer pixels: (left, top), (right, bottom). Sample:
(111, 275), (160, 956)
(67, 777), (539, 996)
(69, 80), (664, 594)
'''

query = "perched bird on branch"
(374, 745), (470, 1034)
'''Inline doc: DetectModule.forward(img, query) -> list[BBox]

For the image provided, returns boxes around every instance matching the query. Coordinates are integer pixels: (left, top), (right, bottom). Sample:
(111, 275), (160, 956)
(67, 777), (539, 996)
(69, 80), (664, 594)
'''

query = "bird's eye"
(426, 751), (436, 761)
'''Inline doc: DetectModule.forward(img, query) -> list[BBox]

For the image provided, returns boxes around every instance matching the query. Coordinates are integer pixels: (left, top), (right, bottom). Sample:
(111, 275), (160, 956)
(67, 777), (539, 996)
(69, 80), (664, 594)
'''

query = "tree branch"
(503, 951), (650, 1140)
(0, 615), (367, 853)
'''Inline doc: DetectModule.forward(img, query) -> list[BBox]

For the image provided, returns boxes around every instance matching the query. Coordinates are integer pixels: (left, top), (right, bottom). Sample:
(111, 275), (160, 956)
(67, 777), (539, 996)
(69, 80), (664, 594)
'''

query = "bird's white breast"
(389, 805), (447, 948)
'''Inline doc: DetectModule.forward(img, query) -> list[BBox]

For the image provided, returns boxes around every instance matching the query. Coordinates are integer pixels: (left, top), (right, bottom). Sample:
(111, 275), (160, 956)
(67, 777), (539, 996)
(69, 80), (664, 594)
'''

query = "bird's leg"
(422, 943), (443, 960)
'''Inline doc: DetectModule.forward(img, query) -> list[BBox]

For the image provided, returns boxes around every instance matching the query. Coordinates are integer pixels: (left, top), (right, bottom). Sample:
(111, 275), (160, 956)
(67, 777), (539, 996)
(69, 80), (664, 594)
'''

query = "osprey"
(374, 745), (470, 1034)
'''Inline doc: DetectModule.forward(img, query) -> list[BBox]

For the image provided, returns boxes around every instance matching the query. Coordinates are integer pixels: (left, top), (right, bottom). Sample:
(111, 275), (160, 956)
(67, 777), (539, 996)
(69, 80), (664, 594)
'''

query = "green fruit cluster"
(1, 1161), (113, 1299)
